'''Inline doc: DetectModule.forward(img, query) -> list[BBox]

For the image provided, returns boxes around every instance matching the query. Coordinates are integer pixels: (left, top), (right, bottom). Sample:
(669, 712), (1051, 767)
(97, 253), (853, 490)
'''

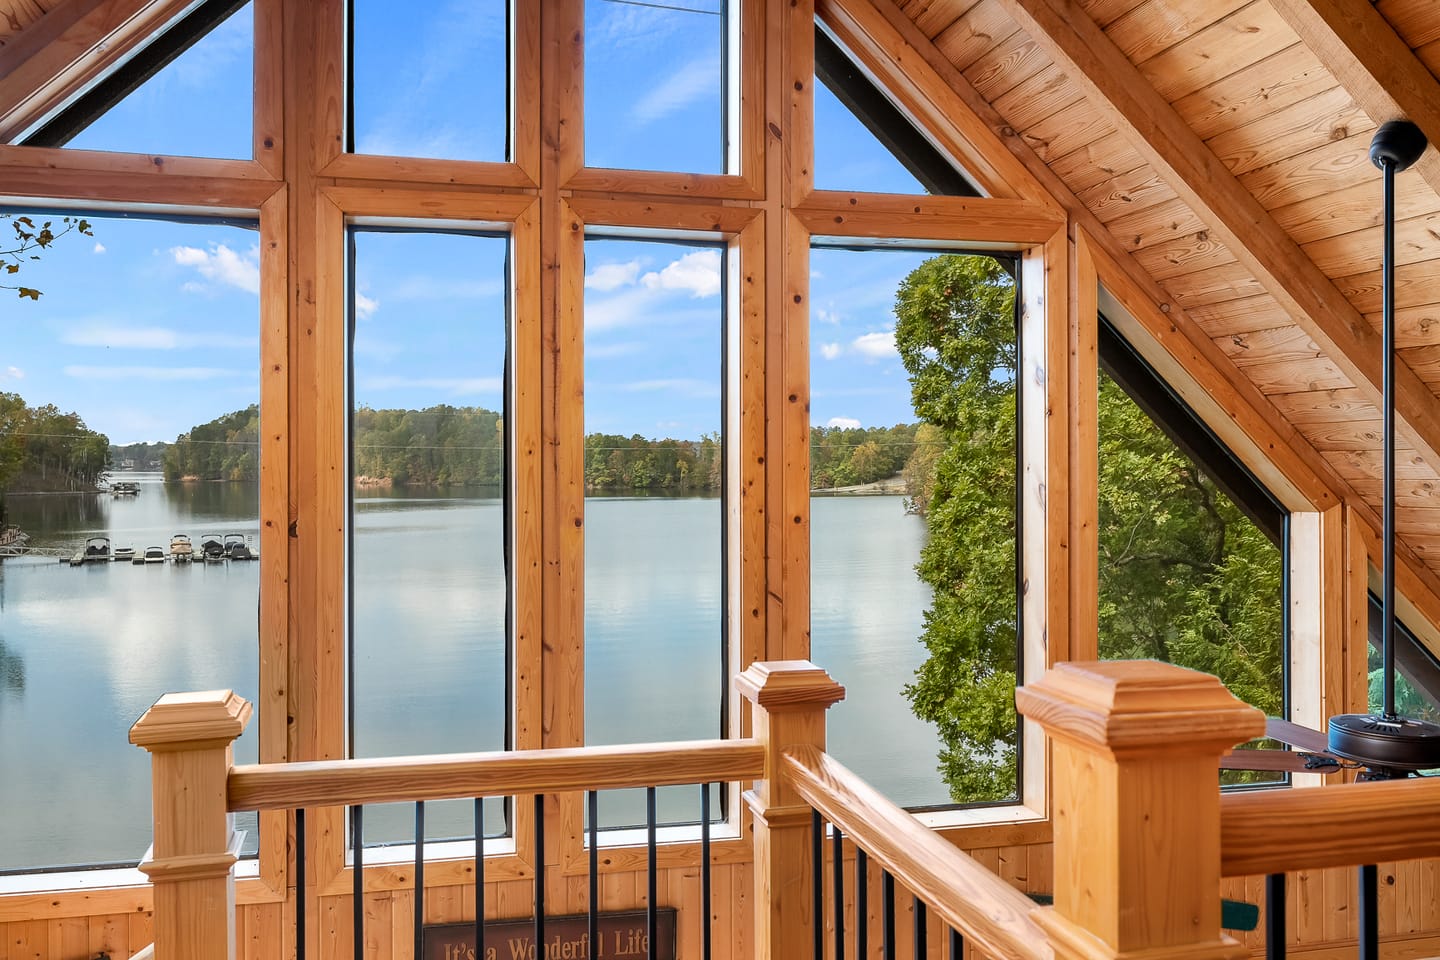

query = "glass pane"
(62, 3), (253, 159)
(582, 237), (725, 827)
(1096, 368), (1284, 784)
(0, 213), (260, 871)
(810, 248), (1018, 808)
(584, 0), (726, 174)
(348, 230), (510, 843)
(350, 1), (508, 162)
(813, 77), (926, 194)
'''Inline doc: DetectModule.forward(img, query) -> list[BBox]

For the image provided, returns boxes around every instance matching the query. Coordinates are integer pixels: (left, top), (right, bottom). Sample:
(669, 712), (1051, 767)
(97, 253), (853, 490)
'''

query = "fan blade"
(1265, 717), (1330, 753)
(1221, 748), (1341, 773)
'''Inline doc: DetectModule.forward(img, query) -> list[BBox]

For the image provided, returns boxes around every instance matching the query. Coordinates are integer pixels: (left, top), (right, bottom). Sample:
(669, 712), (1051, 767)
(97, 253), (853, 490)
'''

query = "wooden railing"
(130, 659), (1440, 960)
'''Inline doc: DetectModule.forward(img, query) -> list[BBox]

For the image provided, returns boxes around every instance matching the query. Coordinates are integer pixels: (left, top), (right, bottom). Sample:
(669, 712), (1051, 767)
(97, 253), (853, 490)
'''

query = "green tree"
(896, 255), (1283, 803)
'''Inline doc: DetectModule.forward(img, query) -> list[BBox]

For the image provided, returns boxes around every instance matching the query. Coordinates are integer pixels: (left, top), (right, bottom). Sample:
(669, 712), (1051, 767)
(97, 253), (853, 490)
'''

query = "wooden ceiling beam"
(994, 0), (1440, 481)
(0, 0), (197, 142)
(1268, 0), (1440, 201)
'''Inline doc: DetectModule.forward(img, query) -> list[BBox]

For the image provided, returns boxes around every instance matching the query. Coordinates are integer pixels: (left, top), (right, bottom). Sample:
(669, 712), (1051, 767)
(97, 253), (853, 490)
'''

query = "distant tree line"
(354, 404), (503, 486)
(0, 392), (110, 495)
(810, 423), (925, 490)
(164, 405), (259, 482)
(169, 404), (927, 494)
(110, 440), (169, 468)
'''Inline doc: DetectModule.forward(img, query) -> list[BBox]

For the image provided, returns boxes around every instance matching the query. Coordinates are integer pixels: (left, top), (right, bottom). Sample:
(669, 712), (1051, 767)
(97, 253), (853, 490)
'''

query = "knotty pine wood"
(1205, 86), (1372, 178)
(932, 1), (1022, 73)
(990, 63), (1081, 132)
(1185, 294), (1292, 338)
(1380, 0), (1440, 48)
(963, 29), (1048, 102)
(1238, 128), (1377, 210)
(900, 0), (975, 40)
(1105, 0), (1250, 65)
(1044, 131), (1146, 196)
(1172, 43), (1333, 142)
(1138, 1), (1299, 104)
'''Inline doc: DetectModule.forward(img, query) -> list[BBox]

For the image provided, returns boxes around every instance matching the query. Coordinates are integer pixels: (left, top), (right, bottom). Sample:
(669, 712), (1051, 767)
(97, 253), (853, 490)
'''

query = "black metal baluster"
(588, 791), (599, 960)
(855, 848), (867, 960)
(414, 801), (425, 960)
(833, 826), (845, 960)
(701, 783), (712, 960)
(1359, 865), (1378, 960)
(882, 870), (896, 960)
(1265, 873), (1285, 960)
(535, 795), (546, 957)
(351, 806), (363, 960)
(812, 811), (824, 960)
(647, 786), (658, 960)
(295, 808), (306, 960)
(914, 897), (927, 959)
(475, 798), (486, 960)
(949, 926), (963, 960)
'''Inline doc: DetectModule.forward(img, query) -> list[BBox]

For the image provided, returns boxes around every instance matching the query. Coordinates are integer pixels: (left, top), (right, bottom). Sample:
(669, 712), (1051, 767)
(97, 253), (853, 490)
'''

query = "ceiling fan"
(1219, 120), (1440, 783)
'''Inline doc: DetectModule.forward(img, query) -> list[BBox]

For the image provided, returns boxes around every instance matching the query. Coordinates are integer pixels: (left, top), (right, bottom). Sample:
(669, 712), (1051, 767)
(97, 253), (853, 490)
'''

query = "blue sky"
(5, 2), (957, 444)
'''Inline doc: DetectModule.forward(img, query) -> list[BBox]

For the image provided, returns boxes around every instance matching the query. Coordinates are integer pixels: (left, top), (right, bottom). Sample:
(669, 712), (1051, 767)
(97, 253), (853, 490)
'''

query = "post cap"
(130, 690), (253, 750)
(1016, 661), (1264, 757)
(736, 660), (845, 712)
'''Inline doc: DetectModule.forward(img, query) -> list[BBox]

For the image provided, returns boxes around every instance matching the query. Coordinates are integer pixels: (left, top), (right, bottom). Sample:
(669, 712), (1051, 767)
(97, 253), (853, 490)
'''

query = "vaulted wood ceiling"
(890, 0), (1440, 576)
(4, 0), (1440, 590)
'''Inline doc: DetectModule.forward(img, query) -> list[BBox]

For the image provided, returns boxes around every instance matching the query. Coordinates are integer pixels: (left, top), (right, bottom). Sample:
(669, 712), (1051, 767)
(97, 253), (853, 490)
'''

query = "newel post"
(130, 690), (253, 960)
(1016, 661), (1265, 960)
(737, 660), (846, 960)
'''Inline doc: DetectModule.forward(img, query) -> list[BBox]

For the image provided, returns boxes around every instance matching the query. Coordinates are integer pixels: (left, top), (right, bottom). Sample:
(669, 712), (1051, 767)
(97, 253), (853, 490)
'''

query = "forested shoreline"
(0, 393), (110, 495)
(162, 403), (925, 493)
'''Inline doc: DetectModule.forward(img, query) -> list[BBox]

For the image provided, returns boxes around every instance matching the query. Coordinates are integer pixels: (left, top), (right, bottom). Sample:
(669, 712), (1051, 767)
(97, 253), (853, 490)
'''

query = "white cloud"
(356, 293), (380, 319)
(632, 58), (721, 125)
(93, 242), (106, 254)
(641, 249), (722, 298)
(357, 375), (503, 396)
(815, 308), (843, 325)
(63, 365), (235, 382)
(62, 326), (256, 350)
(587, 341), (646, 359)
(827, 417), (862, 429)
(1, 366), (23, 381)
(617, 378), (720, 398)
(585, 261), (642, 292)
(171, 243), (260, 295)
(852, 331), (897, 359)
(819, 342), (842, 360)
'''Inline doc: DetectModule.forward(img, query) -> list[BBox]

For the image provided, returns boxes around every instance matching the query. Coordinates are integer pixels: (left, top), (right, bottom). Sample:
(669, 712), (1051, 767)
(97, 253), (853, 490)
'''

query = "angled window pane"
(809, 247), (1018, 809)
(584, 0), (727, 174)
(583, 236), (725, 827)
(54, 3), (254, 159)
(348, 229), (510, 843)
(0, 212), (260, 871)
(350, 1), (508, 162)
(813, 25), (977, 196)
(1097, 323), (1285, 785)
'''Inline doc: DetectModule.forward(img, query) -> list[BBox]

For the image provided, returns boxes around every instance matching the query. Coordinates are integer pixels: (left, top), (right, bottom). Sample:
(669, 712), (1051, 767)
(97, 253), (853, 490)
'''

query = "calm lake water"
(0, 477), (945, 872)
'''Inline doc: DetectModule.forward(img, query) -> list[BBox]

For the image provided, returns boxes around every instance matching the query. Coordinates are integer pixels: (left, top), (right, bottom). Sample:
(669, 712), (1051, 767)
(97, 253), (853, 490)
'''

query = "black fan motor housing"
(1328, 713), (1440, 772)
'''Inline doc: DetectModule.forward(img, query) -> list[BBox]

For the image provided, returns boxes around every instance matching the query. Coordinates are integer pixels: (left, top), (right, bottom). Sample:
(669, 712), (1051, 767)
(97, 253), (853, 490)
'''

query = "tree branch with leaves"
(3, 213), (93, 301)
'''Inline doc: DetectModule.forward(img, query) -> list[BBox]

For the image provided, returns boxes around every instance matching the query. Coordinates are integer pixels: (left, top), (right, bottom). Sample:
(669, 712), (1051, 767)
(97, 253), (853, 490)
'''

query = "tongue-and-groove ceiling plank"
(1268, 0), (1440, 211)
(995, 0), (1440, 487)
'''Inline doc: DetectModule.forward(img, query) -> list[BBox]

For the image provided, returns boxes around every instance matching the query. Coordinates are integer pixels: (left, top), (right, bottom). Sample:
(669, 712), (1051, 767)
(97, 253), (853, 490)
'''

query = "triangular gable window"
(812, 24), (977, 197)
(21, 0), (252, 160)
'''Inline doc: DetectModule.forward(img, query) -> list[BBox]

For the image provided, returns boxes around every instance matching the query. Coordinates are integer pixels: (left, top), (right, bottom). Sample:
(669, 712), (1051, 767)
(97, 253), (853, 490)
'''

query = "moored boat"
(83, 537), (111, 563)
(199, 534), (224, 560)
(170, 534), (194, 562)
(113, 546), (136, 563)
(223, 533), (254, 560)
(143, 546), (166, 564)
(110, 481), (140, 496)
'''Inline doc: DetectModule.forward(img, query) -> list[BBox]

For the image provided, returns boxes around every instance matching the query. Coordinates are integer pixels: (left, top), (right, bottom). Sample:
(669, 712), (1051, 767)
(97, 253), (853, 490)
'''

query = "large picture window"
(346, 227), (512, 843)
(809, 244), (1020, 809)
(0, 211), (261, 872)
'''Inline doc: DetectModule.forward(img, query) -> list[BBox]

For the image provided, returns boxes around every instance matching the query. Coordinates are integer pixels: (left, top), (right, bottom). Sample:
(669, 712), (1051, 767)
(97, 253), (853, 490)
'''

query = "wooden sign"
(423, 908), (677, 960)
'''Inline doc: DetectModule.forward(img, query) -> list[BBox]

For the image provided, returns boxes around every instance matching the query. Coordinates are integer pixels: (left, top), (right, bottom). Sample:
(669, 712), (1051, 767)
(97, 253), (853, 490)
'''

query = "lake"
(0, 476), (948, 872)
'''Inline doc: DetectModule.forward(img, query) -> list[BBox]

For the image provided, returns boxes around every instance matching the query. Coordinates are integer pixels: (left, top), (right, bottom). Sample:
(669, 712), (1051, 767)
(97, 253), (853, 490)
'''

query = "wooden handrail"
(783, 745), (1054, 960)
(228, 738), (766, 812)
(1220, 775), (1440, 877)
